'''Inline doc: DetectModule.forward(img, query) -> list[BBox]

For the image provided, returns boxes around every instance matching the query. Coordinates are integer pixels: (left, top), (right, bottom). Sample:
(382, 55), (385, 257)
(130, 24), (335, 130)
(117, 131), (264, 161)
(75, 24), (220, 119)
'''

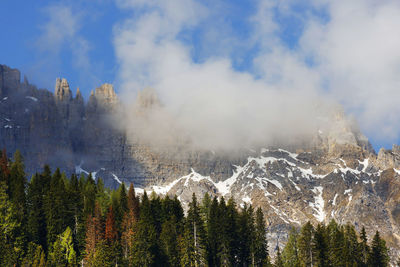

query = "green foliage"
(282, 227), (300, 267)
(368, 231), (389, 267)
(0, 152), (395, 267)
(49, 227), (77, 266)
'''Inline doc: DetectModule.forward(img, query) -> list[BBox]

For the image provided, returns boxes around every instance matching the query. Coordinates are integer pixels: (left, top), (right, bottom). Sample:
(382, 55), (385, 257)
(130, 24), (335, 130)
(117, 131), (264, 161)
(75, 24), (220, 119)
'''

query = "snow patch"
(4, 125), (12, 129)
(309, 186), (325, 222)
(358, 158), (369, 172)
(215, 165), (243, 195)
(344, 189), (352, 194)
(26, 96), (38, 102)
(242, 196), (252, 204)
(394, 168), (400, 175)
(75, 163), (89, 175)
(332, 193), (338, 206)
(111, 173), (122, 184)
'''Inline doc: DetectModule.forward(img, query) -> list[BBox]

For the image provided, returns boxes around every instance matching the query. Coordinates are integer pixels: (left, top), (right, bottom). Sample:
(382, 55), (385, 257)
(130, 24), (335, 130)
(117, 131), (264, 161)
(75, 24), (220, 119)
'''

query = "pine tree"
(48, 226), (77, 266)
(127, 183), (140, 219)
(367, 231), (389, 267)
(282, 227), (300, 267)
(105, 205), (117, 243)
(297, 221), (314, 267)
(131, 219), (158, 267)
(0, 149), (10, 186)
(343, 223), (361, 266)
(45, 168), (68, 247)
(84, 202), (104, 265)
(121, 184), (140, 260)
(359, 227), (369, 266)
(8, 150), (27, 258)
(326, 220), (344, 267)
(26, 173), (47, 251)
(237, 204), (255, 266)
(275, 246), (284, 267)
(206, 197), (220, 266)
(23, 242), (46, 267)
(253, 207), (269, 266)
(181, 193), (208, 267)
(160, 216), (180, 267)
(312, 223), (328, 267)
(0, 180), (20, 265)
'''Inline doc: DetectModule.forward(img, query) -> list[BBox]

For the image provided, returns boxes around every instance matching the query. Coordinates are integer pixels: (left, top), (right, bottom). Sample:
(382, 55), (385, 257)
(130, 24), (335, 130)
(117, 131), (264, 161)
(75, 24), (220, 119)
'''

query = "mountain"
(0, 64), (399, 260)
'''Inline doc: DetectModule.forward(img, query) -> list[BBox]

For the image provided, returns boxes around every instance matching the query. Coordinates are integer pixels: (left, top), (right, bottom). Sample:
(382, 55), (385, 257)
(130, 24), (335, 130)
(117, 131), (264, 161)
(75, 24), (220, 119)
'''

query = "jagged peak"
(93, 83), (118, 106)
(55, 77), (72, 102)
(135, 87), (161, 110)
(75, 87), (83, 102)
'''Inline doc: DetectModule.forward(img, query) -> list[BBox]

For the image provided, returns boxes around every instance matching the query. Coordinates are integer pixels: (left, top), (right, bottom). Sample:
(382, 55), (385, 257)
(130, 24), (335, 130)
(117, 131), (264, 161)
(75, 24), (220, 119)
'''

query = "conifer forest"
(0, 150), (395, 267)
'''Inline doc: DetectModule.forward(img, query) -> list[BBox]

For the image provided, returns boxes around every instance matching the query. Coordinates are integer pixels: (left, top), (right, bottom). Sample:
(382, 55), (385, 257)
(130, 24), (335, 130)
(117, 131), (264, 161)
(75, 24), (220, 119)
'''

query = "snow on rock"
(332, 193), (338, 206)
(242, 196), (252, 204)
(309, 186), (325, 222)
(215, 165), (243, 195)
(394, 168), (400, 175)
(75, 162), (89, 175)
(25, 96), (38, 102)
(111, 173), (122, 184)
(4, 125), (12, 129)
(359, 158), (370, 172)
(344, 189), (352, 195)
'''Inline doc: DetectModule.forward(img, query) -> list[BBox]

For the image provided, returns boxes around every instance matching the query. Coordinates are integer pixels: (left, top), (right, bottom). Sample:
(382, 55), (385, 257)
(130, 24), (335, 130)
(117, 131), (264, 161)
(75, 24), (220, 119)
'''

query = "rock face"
(0, 64), (399, 262)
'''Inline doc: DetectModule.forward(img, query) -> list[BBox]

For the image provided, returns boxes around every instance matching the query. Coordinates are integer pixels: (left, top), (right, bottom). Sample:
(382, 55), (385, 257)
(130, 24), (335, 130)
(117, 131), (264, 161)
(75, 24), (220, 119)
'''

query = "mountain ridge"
(0, 64), (399, 260)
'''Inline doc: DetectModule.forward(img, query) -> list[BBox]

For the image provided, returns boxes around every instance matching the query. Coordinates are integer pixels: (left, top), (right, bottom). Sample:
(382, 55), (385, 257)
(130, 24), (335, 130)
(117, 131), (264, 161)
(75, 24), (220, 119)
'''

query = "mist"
(112, 0), (400, 151)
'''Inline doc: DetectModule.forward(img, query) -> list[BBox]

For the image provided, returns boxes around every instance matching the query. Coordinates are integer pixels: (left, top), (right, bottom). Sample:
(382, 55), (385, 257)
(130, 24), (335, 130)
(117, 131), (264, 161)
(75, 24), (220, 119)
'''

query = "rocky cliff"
(0, 64), (399, 261)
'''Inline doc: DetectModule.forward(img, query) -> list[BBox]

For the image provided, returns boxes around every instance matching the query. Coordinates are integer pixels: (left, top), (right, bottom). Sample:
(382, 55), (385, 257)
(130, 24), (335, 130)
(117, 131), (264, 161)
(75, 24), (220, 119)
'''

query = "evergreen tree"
(8, 150), (27, 258)
(0, 149), (10, 187)
(343, 223), (361, 266)
(367, 231), (389, 267)
(181, 193), (208, 267)
(297, 221), (314, 267)
(312, 223), (328, 267)
(253, 207), (269, 266)
(45, 168), (68, 247)
(206, 197), (220, 266)
(23, 242), (46, 267)
(84, 202), (104, 265)
(160, 216), (181, 267)
(48, 226), (77, 266)
(0, 181), (20, 265)
(121, 184), (140, 260)
(237, 204), (254, 266)
(359, 227), (369, 266)
(26, 173), (47, 251)
(282, 227), (300, 267)
(275, 246), (284, 267)
(326, 220), (344, 267)
(130, 219), (158, 267)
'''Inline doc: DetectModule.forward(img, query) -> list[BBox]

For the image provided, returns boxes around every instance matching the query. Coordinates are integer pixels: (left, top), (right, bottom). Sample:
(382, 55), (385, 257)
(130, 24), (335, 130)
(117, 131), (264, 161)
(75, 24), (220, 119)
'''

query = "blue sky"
(2, 0), (400, 151)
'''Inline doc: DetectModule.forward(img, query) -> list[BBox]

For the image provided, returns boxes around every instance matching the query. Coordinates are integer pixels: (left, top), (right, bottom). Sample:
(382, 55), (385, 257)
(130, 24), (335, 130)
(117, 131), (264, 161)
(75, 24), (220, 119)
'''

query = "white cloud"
(113, 0), (400, 150)
(300, 0), (400, 142)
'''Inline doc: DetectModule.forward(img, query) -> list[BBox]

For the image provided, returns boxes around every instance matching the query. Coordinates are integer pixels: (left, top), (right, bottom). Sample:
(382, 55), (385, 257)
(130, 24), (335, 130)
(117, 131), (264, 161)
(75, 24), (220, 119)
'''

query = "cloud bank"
(113, 0), (400, 150)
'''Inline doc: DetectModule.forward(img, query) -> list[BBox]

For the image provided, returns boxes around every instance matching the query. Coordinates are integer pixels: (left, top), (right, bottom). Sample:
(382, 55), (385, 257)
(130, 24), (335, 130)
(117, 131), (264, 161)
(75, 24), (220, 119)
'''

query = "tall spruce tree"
(367, 231), (389, 267)
(26, 173), (47, 251)
(182, 193), (208, 267)
(253, 207), (269, 266)
(8, 150), (27, 258)
(312, 223), (328, 267)
(282, 227), (300, 267)
(298, 221), (314, 267)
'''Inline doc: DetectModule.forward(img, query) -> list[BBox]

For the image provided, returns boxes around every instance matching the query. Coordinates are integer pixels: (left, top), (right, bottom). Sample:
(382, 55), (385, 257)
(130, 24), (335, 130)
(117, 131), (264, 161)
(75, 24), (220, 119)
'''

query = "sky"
(2, 0), (400, 151)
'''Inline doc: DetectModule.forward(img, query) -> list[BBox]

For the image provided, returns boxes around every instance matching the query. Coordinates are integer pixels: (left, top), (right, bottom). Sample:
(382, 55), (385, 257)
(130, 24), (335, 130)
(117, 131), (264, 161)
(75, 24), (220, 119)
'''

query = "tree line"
(0, 149), (397, 266)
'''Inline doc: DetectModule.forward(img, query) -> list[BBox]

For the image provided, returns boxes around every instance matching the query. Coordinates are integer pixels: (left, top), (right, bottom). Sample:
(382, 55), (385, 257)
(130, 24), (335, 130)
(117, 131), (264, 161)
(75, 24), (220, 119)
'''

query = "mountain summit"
(0, 64), (399, 260)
